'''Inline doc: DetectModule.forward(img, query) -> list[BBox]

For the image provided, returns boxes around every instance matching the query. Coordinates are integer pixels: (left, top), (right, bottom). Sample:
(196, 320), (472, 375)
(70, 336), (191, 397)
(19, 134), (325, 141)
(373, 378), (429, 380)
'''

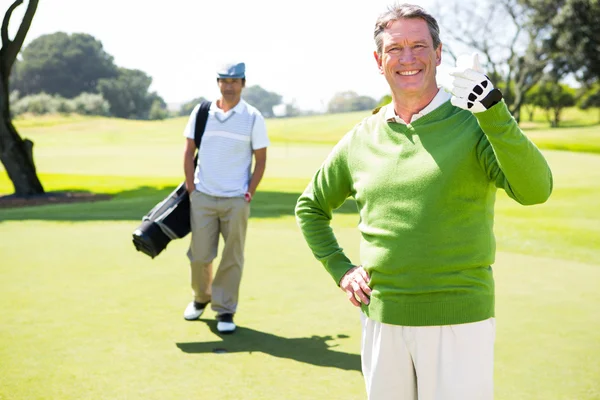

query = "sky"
(6, 0), (460, 112)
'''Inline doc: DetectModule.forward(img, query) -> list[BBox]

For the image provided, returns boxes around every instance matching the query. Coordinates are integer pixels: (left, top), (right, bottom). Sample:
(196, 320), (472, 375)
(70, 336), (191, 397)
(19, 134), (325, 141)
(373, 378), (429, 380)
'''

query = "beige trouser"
(361, 313), (495, 400)
(187, 191), (250, 315)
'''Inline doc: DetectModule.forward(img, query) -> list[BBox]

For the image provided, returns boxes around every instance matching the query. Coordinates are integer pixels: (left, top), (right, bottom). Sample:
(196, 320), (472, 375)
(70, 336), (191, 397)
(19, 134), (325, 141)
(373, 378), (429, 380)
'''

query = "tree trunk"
(553, 108), (561, 128)
(0, 0), (43, 196)
(512, 104), (522, 123)
(0, 92), (44, 194)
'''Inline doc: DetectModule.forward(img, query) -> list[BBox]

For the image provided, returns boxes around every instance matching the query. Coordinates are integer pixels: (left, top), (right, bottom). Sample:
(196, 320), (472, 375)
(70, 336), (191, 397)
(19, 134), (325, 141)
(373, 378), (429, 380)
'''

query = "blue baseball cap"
(216, 62), (245, 79)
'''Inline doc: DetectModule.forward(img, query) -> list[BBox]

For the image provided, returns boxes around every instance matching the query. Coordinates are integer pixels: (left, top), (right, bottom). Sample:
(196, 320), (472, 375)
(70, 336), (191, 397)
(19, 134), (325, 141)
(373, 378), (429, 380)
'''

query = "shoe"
(216, 313), (236, 333)
(183, 301), (209, 320)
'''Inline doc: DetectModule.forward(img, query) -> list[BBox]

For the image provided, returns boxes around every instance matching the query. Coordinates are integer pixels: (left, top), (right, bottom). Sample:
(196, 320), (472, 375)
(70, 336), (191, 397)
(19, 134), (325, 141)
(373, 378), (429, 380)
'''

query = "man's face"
(217, 78), (244, 101)
(374, 18), (441, 97)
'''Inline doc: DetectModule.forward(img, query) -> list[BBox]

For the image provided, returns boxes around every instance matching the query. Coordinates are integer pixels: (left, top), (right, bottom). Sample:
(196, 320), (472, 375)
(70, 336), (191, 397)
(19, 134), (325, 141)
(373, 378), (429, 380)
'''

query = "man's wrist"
(479, 88), (503, 111)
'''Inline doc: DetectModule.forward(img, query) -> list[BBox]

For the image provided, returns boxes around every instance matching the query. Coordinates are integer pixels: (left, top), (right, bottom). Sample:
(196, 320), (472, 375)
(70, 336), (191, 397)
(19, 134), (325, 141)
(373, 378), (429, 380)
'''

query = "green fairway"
(1, 112), (599, 399)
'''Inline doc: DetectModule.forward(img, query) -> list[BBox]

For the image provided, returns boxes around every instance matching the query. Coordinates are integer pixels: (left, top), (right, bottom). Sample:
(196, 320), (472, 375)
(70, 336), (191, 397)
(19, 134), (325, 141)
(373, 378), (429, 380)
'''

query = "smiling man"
(295, 3), (552, 399)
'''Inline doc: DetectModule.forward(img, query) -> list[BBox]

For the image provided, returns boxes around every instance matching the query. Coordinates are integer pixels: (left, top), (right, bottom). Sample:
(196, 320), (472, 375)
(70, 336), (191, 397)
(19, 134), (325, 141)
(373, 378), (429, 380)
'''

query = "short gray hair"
(374, 3), (441, 56)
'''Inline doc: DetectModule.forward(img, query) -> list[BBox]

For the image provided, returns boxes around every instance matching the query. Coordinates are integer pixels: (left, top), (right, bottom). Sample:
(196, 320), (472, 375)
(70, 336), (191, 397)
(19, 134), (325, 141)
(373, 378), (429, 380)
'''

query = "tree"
(284, 102), (301, 118)
(12, 32), (118, 98)
(148, 99), (168, 120)
(97, 68), (164, 119)
(534, 81), (576, 127)
(437, 0), (548, 121)
(242, 85), (282, 118)
(327, 91), (377, 114)
(518, 0), (600, 124)
(578, 83), (600, 123)
(0, 0), (44, 196)
(179, 96), (208, 117)
(522, 84), (540, 121)
(71, 92), (110, 116)
(377, 95), (392, 108)
(520, 0), (600, 85)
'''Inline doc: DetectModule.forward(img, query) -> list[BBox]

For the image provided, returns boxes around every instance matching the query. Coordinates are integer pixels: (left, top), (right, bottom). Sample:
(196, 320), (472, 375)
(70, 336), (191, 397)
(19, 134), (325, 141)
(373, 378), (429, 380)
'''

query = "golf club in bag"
(132, 101), (211, 258)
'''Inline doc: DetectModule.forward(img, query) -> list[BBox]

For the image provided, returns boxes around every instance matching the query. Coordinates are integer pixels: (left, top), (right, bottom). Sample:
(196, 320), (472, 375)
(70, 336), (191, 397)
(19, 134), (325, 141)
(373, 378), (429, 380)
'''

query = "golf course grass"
(1, 109), (599, 399)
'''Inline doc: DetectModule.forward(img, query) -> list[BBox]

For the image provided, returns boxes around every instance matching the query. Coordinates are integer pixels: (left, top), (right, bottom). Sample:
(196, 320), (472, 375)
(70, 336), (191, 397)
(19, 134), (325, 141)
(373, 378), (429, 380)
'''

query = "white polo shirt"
(183, 99), (269, 197)
(384, 88), (452, 124)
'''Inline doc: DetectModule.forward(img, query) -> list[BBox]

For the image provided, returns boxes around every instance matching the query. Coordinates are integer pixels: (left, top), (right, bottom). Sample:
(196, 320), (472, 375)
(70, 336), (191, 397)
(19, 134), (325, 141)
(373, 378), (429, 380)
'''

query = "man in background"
(182, 61), (269, 334)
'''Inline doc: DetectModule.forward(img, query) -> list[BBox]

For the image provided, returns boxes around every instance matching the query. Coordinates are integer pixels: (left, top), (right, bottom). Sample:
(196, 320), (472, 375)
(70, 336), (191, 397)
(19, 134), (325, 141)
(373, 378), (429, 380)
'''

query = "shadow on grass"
(176, 319), (361, 372)
(0, 185), (358, 222)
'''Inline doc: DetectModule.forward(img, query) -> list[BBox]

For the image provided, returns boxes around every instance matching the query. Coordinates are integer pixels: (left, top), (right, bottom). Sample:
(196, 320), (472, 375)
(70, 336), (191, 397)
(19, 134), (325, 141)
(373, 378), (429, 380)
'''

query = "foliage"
(270, 103), (289, 118)
(9, 90), (20, 106)
(283, 102), (302, 118)
(579, 87), (600, 109)
(520, 0), (600, 85)
(531, 82), (576, 127)
(327, 91), (377, 114)
(521, 84), (539, 121)
(11, 32), (118, 98)
(55, 97), (75, 114)
(97, 68), (165, 119)
(71, 92), (110, 116)
(12, 92), (62, 115)
(10, 92), (109, 117)
(377, 95), (392, 108)
(578, 83), (600, 108)
(438, 0), (550, 121)
(443, 0), (598, 123)
(148, 99), (169, 120)
(243, 85), (283, 118)
(577, 84), (600, 123)
(10, 31), (164, 120)
(178, 96), (208, 117)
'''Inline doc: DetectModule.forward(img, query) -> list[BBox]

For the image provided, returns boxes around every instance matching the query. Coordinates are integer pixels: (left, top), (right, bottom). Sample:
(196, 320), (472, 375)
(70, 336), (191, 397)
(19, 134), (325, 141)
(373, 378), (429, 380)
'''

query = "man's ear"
(435, 43), (442, 66)
(374, 51), (384, 74)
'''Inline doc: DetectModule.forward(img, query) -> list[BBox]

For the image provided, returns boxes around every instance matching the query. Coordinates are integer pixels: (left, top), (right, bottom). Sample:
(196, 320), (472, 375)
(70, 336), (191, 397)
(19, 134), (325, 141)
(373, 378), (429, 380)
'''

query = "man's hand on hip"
(340, 265), (371, 307)
(450, 53), (503, 113)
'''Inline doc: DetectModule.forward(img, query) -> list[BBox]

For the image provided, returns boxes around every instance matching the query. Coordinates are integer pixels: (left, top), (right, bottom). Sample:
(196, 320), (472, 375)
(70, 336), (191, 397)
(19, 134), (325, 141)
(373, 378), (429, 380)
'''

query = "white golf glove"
(450, 53), (503, 113)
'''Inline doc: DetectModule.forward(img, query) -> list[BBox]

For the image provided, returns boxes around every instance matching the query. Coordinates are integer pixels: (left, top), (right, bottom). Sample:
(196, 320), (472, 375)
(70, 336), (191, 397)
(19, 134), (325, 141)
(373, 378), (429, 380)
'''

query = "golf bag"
(132, 100), (212, 258)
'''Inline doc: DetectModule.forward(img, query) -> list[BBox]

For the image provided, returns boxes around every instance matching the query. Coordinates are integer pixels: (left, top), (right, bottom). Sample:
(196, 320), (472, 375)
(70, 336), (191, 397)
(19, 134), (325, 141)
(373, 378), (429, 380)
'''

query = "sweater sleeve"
(474, 101), (553, 205)
(295, 132), (356, 285)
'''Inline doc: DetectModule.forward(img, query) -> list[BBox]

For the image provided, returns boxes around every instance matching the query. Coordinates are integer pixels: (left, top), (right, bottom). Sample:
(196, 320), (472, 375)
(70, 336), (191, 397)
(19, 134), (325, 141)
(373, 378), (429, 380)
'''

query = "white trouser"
(361, 313), (495, 400)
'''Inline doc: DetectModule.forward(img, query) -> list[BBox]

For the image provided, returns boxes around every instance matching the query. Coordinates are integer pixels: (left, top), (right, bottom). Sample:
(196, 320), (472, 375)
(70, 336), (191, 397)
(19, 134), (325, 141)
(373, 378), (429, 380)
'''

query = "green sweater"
(295, 100), (553, 326)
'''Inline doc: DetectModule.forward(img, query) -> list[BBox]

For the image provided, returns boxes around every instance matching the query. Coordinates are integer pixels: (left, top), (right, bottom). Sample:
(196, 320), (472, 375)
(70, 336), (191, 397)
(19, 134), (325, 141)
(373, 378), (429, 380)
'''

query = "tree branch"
(1, 0), (22, 47)
(2, 0), (38, 73)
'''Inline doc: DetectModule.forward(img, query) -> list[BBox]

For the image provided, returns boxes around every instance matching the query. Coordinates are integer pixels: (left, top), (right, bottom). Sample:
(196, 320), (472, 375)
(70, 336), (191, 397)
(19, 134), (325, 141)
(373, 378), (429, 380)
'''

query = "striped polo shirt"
(183, 99), (269, 197)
